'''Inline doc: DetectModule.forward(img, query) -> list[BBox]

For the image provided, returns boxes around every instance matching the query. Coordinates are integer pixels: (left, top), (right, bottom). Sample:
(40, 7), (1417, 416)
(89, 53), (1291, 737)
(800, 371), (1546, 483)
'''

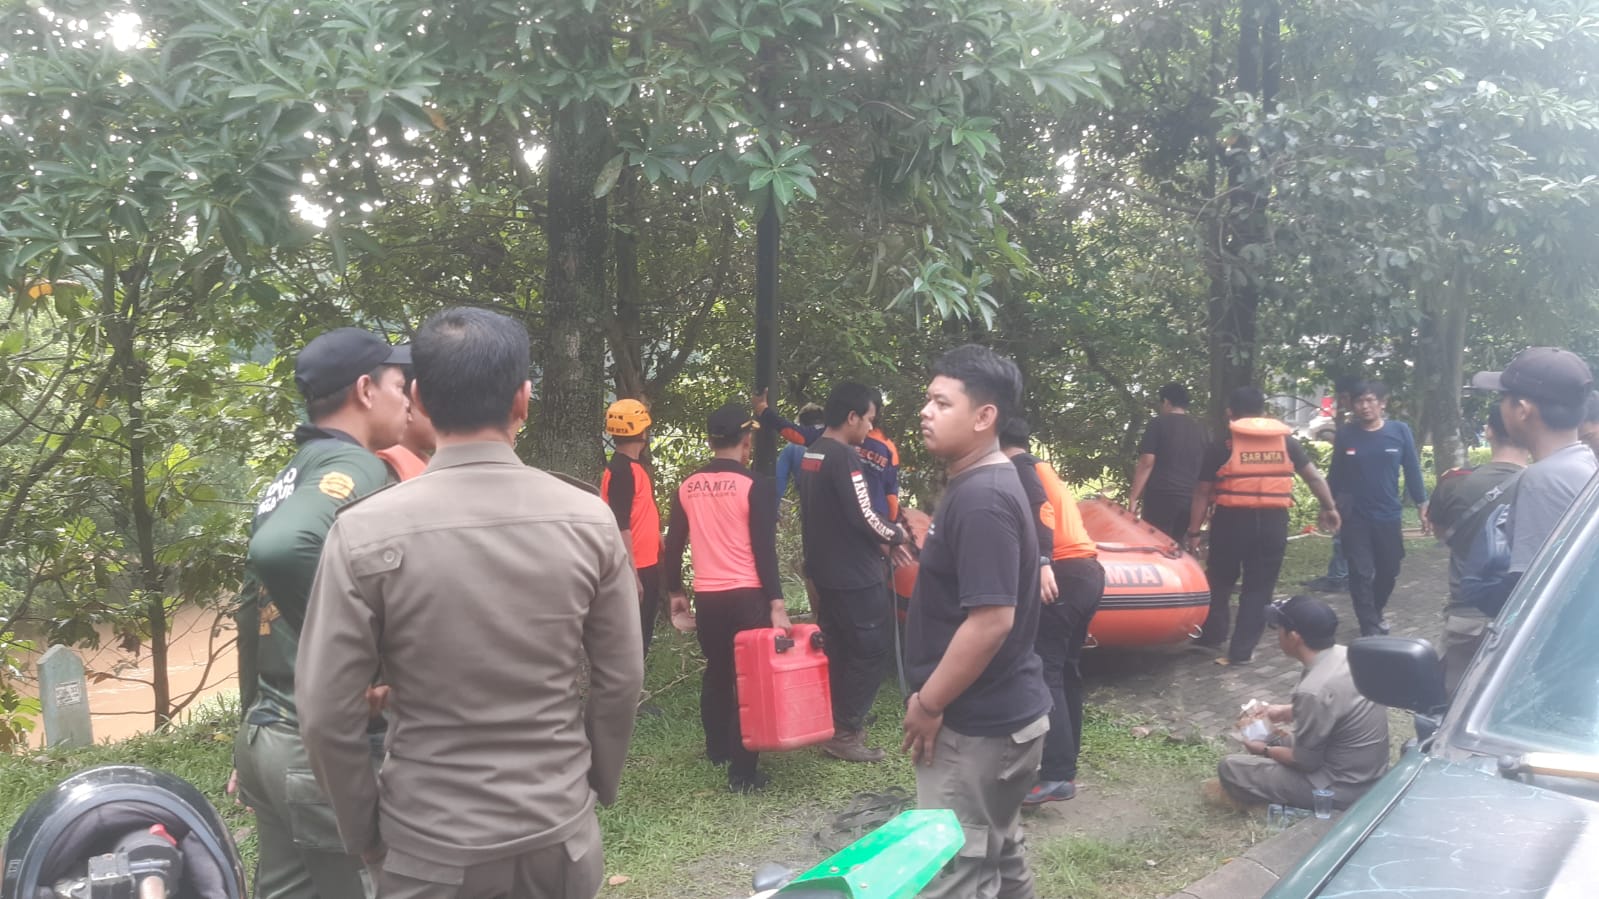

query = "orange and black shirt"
(601, 452), (661, 568)
(664, 459), (782, 598)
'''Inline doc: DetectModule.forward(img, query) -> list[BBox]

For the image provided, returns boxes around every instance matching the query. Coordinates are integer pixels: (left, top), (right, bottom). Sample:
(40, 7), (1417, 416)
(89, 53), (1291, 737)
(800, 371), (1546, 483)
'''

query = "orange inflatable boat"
(1076, 497), (1210, 646)
(893, 498), (1210, 647)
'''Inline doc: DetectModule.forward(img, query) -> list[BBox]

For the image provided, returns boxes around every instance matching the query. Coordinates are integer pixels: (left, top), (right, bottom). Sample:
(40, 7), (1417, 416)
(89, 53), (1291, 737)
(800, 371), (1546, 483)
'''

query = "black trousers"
(814, 581), (892, 733)
(1141, 491), (1192, 543)
(694, 587), (772, 780)
(1202, 507), (1289, 662)
(1342, 513), (1405, 636)
(638, 564), (661, 656)
(1035, 558), (1105, 782)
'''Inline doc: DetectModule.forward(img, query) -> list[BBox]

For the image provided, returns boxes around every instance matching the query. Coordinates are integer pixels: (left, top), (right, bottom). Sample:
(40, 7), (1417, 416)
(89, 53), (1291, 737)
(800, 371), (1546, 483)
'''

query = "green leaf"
(593, 152), (627, 198)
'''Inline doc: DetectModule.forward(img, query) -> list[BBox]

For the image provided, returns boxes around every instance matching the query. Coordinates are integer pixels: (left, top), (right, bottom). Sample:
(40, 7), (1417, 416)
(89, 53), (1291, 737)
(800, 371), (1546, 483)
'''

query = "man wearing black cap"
(296, 309), (643, 899)
(665, 403), (790, 792)
(234, 327), (411, 899)
(1466, 347), (1598, 614)
(1207, 595), (1389, 811)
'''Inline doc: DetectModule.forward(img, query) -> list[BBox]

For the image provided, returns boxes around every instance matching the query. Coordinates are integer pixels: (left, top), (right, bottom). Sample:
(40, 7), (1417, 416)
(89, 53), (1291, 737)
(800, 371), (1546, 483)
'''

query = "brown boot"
(820, 729), (885, 763)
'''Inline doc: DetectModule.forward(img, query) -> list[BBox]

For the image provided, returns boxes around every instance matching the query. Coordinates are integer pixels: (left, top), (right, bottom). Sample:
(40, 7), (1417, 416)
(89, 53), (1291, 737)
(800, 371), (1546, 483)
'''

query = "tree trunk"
(611, 166), (646, 400)
(1206, 0), (1278, 430)
(106, 259), (171, 727)
(530, 19), (612, 477)
(1419, 268), (1470, 477)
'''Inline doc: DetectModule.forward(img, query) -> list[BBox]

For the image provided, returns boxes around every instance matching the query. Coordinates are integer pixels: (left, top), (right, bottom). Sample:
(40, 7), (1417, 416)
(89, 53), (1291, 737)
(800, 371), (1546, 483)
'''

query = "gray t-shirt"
(1508, 442), (1598, 574)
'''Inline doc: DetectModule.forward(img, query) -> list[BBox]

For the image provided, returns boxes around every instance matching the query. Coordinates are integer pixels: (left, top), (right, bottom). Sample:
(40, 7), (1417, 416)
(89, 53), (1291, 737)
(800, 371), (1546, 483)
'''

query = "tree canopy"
(3, 0), (1598, 728)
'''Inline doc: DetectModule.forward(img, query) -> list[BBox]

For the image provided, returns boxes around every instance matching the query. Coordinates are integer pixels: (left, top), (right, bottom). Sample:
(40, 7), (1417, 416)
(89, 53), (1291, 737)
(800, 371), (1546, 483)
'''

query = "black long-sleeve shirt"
(796, 436), (904, 590)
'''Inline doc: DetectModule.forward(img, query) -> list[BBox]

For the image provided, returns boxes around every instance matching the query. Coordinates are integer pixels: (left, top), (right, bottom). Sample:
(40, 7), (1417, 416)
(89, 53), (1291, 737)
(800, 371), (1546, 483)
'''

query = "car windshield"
(1475, 518), (1599, 756)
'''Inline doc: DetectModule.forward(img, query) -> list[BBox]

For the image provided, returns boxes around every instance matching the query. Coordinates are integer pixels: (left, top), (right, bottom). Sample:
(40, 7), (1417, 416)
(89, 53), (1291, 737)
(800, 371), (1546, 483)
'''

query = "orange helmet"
(605, 399), (652, 437)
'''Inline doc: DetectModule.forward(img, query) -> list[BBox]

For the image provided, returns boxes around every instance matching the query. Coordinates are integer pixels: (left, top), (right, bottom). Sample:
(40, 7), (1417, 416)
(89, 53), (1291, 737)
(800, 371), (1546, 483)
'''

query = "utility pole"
(753, 44), (779, 474)
(754, 205), (779, 474)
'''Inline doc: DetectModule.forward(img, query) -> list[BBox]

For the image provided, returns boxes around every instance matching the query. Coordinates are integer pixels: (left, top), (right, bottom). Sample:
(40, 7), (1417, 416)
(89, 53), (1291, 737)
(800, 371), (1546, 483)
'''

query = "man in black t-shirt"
(1129, 382), (1208, 541)
(796, 381), (910, 763)
(903, 346), (1050, 899)
(1188, 387), (1340, 665)
(1426, 404), (1527, 696)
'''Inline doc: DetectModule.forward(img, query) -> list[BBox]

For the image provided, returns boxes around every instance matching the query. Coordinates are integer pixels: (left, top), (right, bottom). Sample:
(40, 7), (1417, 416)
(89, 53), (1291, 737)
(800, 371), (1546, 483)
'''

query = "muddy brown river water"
(15, 603), (239, 744)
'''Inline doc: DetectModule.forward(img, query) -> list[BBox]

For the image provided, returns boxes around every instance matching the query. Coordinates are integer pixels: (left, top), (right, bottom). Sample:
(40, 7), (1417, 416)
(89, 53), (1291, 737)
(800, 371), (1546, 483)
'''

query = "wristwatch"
(1039, 555), (1051, 566)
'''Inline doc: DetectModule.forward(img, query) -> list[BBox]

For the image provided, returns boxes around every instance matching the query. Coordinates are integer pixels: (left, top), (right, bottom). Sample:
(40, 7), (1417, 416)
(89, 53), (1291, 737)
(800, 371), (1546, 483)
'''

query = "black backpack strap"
(1440, 468), (1525, 547)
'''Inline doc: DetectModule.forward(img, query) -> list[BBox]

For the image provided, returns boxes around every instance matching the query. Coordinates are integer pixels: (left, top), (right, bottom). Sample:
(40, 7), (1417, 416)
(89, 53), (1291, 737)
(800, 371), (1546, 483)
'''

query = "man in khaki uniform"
(297, 307), (645, 899)
(1210, 595), (1389, 811)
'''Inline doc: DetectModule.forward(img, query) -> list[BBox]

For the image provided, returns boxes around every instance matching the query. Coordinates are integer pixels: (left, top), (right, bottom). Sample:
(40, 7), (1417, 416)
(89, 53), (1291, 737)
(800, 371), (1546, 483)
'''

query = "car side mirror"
(1349, 637), (1447, 717)
(752, 862), (793, 892)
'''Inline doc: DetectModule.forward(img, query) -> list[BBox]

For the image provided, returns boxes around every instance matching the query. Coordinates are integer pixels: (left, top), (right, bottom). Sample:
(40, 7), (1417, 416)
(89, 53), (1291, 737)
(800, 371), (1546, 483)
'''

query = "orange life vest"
(1214, 418), (1295, 509)
(1035, 460), (1097, 560)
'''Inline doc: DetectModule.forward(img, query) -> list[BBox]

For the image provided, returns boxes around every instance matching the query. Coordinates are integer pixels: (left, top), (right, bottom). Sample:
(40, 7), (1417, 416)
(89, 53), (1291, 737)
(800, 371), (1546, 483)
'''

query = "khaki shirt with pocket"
(296, 441), (644, 867)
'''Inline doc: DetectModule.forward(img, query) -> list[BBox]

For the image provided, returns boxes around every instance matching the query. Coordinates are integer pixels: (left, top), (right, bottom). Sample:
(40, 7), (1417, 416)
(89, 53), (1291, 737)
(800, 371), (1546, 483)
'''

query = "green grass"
(1277, 534), (1438, 595)
(1, 629), (1256, 899)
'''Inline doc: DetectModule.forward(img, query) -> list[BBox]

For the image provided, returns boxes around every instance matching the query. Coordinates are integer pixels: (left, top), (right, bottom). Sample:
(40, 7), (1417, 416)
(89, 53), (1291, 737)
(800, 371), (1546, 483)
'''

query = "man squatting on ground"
(903, 345), (1052, 899)
(794, 381), (912, 763)
(999, 417), (1106, 806)
(234, 327), (411, 899)
(1327, 381), (1429, 637)
(1187, 386), (1340, 666)
(666, 402), (791, 793)
(601, 398), (665, 656)
(1208, 595), (1390, 811)
(298, 308), (644, 899)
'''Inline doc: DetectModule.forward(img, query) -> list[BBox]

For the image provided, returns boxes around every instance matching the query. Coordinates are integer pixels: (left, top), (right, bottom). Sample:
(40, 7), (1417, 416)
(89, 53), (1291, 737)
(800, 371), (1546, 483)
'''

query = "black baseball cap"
(707, 402), (759, 439)
(1470, 347), (1593, 407)
(294, 328), (412, 400)
(1265, 595), (1338, 643)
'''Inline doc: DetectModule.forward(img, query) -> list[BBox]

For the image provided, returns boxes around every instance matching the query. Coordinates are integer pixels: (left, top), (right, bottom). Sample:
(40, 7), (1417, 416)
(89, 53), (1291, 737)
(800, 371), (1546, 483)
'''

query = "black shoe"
(729, 771), (770, 794)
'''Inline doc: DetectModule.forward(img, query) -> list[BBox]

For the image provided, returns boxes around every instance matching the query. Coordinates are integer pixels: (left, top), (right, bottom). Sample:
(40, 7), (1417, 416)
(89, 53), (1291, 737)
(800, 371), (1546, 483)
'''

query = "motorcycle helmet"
(1, 765), (245, 899)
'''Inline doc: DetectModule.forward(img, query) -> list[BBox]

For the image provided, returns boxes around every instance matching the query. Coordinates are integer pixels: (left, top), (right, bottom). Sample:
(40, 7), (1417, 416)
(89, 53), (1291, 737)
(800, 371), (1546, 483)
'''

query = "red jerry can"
(734, 623), (834, 752)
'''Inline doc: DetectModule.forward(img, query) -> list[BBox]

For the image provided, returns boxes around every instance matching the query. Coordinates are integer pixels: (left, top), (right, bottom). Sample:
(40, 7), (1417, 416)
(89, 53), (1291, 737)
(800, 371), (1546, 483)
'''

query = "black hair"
(306, 364), (401, 423)
(1583, 391), (1599, 425)
(1521, 395), (1583, 430)
(709, 432), (746, 450)
(413, 307), (530, 434)
(797, 404), (824, 428)
(823, 381), (875, 428)
(930, 344), (1023, 422)
(998, 415), (1030, 450)
(1355, 380), (1390, 401)
(1158, 382), (1190, 409)
(1226, 385), (1266, 418)
(1485, 403), (1513, 444)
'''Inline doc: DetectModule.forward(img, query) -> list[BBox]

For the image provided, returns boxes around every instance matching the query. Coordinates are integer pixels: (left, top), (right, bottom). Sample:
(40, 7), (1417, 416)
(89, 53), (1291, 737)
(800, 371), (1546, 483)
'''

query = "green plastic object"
(772, 809), (964, 898)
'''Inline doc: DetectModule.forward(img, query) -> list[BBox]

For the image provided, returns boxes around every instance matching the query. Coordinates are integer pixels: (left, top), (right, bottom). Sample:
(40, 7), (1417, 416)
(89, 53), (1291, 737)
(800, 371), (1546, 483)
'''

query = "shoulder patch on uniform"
(319, 471), (357, 500)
